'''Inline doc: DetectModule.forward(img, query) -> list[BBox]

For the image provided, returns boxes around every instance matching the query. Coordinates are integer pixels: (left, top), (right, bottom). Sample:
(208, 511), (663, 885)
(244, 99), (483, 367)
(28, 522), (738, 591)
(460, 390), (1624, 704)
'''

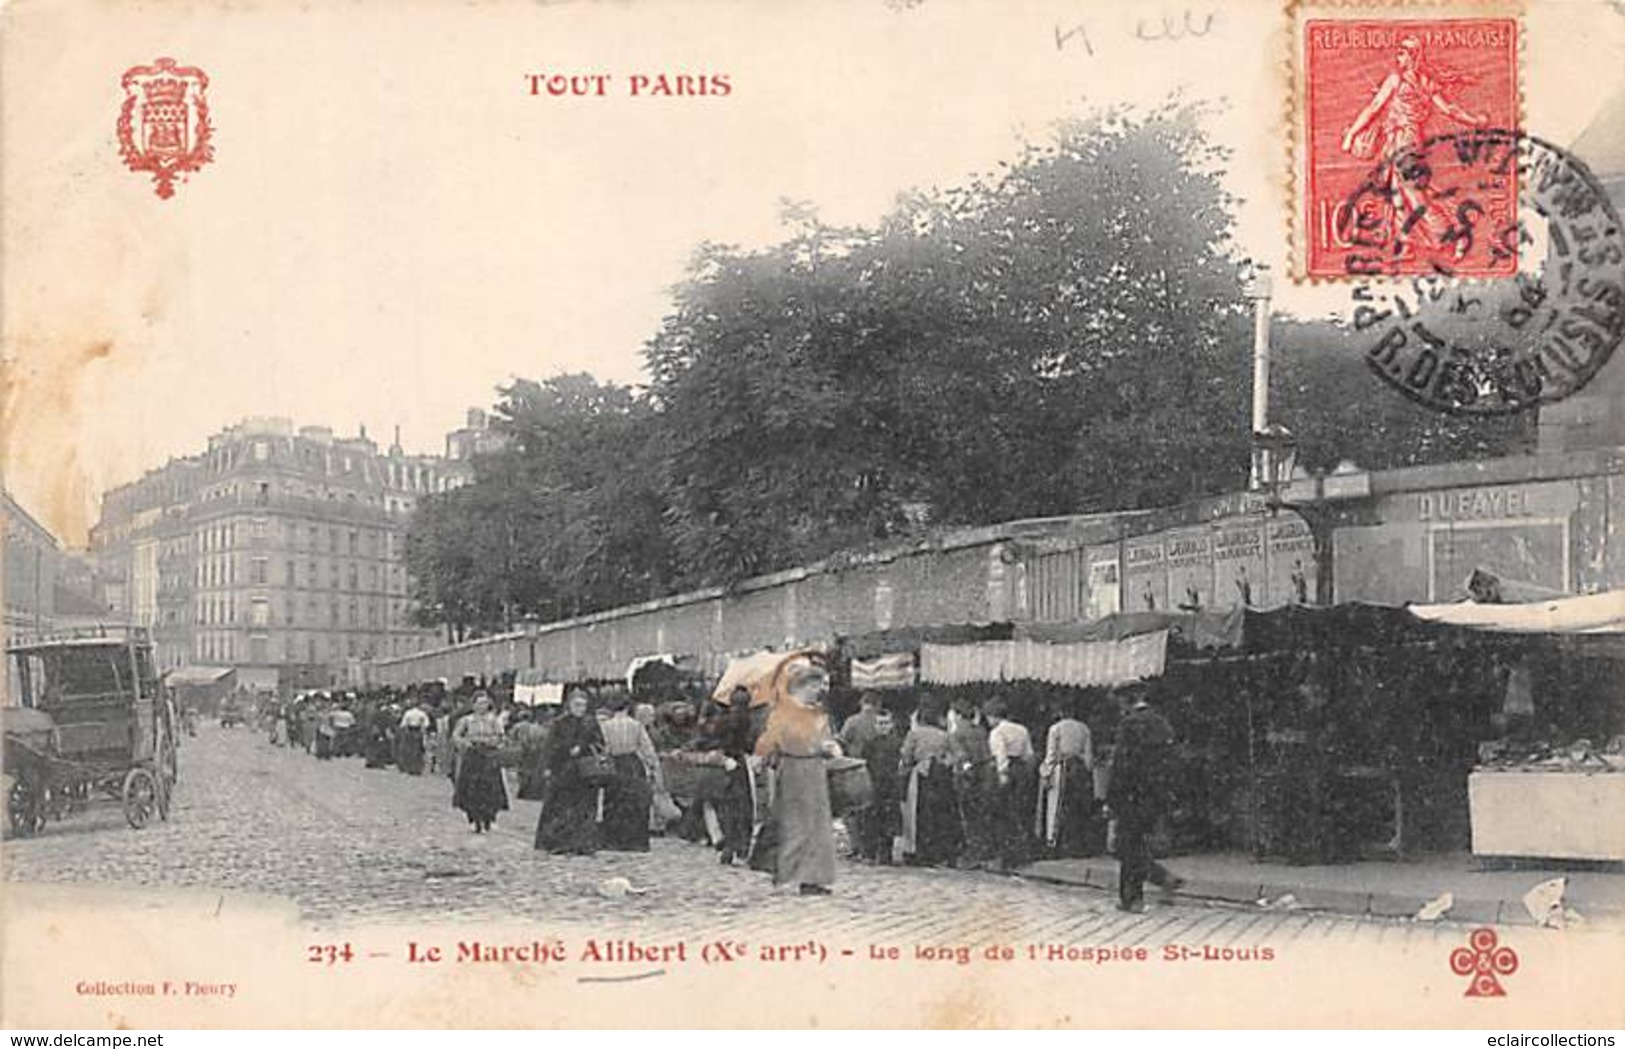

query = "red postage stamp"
(117, 57), (214, 199)
(1300, 17), (1519, 278)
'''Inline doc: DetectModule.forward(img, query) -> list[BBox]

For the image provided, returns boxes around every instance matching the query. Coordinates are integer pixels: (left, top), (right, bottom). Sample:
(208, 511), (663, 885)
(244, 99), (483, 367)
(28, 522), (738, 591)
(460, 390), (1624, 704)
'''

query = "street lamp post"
(1242, 268), (1282, 492)
(521, 613), (540, 671)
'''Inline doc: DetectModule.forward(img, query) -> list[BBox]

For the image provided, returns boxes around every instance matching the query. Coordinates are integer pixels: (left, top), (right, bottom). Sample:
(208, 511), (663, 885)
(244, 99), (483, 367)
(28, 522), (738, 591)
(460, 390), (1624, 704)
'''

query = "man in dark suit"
(1107, 691), (1185, 913)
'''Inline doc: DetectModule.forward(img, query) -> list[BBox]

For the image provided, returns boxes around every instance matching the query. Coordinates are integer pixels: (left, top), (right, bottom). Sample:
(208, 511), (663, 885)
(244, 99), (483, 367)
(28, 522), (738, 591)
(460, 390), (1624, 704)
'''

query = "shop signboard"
(1334, 479), (1580, 604)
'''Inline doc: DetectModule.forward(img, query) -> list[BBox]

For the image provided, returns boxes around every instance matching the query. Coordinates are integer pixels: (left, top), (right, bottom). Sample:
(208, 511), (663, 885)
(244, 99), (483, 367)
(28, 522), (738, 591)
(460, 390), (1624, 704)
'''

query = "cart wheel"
(122, 768), (159, 829)
(8, 777), (43, 837)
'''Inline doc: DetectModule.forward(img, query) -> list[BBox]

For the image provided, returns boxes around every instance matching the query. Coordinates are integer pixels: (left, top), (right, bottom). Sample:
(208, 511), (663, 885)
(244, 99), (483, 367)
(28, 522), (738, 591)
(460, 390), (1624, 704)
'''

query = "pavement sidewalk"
(1021, 851), (1625, 926)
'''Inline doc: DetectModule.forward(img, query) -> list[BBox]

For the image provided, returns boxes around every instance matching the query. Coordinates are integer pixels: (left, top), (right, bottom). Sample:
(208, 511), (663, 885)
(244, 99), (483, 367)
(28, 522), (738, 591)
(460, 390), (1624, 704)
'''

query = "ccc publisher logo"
(1451, 927), (1519, 997)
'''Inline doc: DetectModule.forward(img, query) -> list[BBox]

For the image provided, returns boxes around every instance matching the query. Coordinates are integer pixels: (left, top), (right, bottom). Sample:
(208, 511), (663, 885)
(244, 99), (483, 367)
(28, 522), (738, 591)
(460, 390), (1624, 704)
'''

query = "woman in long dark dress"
(599, 696), (658, 852)
(364, 705), (395, 769)
(714, 687), (757, 865)
(535, 689), (604, 855)
(898, 693), (963, 867)
(452, 694), (509, 832)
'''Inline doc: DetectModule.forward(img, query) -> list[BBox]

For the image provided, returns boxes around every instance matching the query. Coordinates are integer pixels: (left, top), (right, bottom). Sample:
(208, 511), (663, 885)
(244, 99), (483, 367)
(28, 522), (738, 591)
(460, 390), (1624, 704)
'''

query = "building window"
(250, 598), (270, 627)
(286, 560), (296, 586)
(309, 560), (318, 588)
(251, 558), (268, 585)
(329, 601), (339, 625)
(253, 441), (269, 462)
(347, 565), (358, 590)
(286, 599), (296, 626)
(250, 636), (269, 663)
(307, 638), (318, 663)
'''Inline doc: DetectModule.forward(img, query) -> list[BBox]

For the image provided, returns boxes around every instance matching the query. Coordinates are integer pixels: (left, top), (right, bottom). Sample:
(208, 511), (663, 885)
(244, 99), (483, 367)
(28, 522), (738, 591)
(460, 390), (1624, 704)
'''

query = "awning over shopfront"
(921, 631), (1168, 688)
(163, 665), (234, 687)
(1016, 609), (1242, 650)
(1408, 590), (1625, 634)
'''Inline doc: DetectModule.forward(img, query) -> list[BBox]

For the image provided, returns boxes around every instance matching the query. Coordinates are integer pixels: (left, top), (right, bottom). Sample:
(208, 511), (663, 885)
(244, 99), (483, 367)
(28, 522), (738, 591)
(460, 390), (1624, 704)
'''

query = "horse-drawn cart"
(4, 628), (179, 836)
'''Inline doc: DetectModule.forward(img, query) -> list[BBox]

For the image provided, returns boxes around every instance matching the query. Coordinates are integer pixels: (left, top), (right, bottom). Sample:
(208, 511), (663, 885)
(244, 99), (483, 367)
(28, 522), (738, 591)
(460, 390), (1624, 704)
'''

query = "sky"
(3, 0), (1623, 544)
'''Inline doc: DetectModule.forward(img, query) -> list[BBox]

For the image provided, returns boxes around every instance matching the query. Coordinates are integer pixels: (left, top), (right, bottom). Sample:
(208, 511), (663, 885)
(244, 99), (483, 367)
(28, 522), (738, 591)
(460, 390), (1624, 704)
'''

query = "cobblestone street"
(1, 725), (1515, 952)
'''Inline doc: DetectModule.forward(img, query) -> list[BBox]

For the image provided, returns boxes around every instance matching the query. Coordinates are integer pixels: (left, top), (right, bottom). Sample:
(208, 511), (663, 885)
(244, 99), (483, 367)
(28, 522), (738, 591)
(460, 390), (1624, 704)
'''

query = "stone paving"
(0, 724), (1517, 951)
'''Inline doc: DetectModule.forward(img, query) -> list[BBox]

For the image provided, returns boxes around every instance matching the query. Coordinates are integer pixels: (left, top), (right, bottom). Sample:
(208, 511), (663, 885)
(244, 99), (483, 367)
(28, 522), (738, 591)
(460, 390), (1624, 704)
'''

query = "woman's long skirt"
(994, 757), (1038, 869)
(1041, 758), (1096, 858)
(954, 763), (999, 867)
(768, 755), (836, 888)
(453, 746), (509, 826)
(364, 731), (394, 769)
(903, 764), (963, 867)
(536, 773), (600, 855)
(601, 754), (653, 852)
(717, 763), (754, 863)
(397, 728), (426, 775)
(517, 747), (548, 801)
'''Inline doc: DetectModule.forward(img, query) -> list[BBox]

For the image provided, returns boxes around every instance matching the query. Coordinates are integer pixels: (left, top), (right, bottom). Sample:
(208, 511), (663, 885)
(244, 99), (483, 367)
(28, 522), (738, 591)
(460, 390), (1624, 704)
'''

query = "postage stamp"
(1295, 10), (1520, 279)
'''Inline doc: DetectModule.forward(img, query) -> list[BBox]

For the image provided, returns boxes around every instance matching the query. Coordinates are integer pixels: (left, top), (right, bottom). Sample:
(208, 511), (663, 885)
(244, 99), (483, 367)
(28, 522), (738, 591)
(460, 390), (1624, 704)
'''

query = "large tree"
(646, 103), (1255, 583)
(406, 373), (675, 636)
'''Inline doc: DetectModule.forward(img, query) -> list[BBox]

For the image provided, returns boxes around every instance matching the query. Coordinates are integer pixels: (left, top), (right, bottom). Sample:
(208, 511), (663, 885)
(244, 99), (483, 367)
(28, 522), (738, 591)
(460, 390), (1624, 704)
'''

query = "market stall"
(1409, 590), (1625, 863)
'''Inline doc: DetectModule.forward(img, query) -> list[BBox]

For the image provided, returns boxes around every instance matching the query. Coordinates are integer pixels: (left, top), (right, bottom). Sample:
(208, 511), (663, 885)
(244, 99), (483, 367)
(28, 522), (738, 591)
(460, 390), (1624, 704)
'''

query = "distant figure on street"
(857, 707), (904, 864)
(838, 692), (884, 760)
(397, 702), (431, 775)
(599, 695), (659, 852)
(1038, 696), (1096, 857)
(986, 696), (1037, 871)
(451, 693), (508, 833)
(898, 693), (962, 868)
(948, 697), (997, 869)
(535, 688), (604, 855)
(753, 659), (841, 895)
(1107, 691), (1185, 913)
(712, 686), (757, 866)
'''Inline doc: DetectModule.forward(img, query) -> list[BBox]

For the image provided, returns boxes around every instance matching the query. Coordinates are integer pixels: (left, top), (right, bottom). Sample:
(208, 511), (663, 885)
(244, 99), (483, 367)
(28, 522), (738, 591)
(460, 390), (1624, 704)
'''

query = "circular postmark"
(1338, 129), (1625, 416)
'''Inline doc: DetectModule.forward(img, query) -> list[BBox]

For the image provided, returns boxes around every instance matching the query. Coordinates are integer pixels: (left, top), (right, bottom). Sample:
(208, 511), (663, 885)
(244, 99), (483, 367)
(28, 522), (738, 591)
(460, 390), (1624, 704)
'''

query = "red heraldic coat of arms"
(118, 57), (213, 199)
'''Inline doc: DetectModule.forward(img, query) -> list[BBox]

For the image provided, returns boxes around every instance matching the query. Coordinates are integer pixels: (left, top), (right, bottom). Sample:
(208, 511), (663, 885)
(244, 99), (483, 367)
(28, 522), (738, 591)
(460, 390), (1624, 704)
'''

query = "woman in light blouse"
(600, 694), (659, 852)
(452, 693), (509, 833)
(985, 695), (1037, 870)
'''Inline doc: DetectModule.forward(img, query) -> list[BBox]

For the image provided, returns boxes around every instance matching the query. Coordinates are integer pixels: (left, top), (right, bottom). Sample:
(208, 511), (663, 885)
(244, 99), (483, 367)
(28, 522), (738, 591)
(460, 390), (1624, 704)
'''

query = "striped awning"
(920, 631), (1167, 688)
(850, 652), (917, 690)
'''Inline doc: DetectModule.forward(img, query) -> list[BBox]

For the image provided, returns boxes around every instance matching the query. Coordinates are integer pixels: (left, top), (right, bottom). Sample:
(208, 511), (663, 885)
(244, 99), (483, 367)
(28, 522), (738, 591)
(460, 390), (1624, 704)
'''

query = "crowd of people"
(254, 674), (1184, 912)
